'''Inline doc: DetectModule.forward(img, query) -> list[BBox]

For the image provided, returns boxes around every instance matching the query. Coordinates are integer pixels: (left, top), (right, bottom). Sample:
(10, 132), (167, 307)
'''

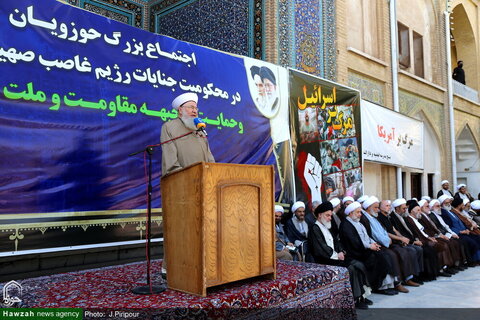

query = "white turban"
(429, 199), (440, 209)
(438, 194), (450, 205)
(392, 198), (406, 208)
(330, 198), (341, 208)
(421, 196), (431, 201)
(357, 195), (369, 203)
(463, 198), (470, 205)
(172, 92), (198, 110)
(457, 184), (466, 191)
(441, 180), (449, 185)
(291, 201), (305, 213)
(362, 196), (379, 210)
(471, 200), (480, 210)
(345, 202), (361, 215)
(418, 199), (427, 208)
(274, 205), (284, 213)
(342, 196), (354, 204)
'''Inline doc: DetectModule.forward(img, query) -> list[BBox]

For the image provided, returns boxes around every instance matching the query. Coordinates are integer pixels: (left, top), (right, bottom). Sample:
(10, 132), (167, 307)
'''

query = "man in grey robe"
(161, 92), (215, 176)
(160, 92), (215, 278)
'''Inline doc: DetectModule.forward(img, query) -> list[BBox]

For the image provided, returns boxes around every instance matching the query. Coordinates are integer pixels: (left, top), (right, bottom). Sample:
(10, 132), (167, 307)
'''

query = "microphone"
(193, 117), (208, 136)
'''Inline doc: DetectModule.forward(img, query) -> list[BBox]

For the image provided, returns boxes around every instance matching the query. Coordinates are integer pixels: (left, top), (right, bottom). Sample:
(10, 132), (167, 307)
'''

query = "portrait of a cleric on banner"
(160, 92), (215, 176)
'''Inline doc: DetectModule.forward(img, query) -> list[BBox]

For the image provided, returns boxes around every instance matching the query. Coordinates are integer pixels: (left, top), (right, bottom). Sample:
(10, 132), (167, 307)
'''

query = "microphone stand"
(128, 131), (195, 295)
(129, 145), (166, 294)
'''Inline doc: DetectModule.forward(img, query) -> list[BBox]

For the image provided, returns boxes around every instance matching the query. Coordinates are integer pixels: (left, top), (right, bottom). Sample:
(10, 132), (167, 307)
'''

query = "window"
(427, 173), (434, 198)
(347, 0), (381, 58)
(398, 22), (410, 68)
(413, 31), (424, 78)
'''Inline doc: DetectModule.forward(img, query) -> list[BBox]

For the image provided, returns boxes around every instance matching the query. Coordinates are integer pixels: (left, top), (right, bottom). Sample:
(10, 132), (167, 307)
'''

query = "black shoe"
(387, 288), (399, 295)
(373, 289), (398, 296)
(161, 272), (167, 280)
(355, 300), (369, 310)
(445, 269), (456, 275)
(363, 297), (373, 305)
(412, 277), (424, 285)
(438, 271), (451, 277)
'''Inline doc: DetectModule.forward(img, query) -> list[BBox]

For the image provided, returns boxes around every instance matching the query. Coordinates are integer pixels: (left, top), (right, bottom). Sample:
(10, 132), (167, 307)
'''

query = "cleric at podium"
(160, 92), (215, 278)
(160, 92), (215, 176)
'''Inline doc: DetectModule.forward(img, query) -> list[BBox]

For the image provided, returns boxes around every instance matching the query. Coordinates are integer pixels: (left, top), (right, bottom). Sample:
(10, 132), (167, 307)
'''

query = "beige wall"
(337, 0), (452, 199)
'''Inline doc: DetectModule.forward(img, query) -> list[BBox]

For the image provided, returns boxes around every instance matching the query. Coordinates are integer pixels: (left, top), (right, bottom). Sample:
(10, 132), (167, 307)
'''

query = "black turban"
(451, 197), (463, 209)
(408, 201), (419, 213)
(259, 66), (276, 86)
(314, 201), (333, 217)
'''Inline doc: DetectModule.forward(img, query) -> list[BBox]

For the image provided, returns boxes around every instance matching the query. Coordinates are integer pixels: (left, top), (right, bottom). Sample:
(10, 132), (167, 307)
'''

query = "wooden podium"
(161, 162), (276, 296)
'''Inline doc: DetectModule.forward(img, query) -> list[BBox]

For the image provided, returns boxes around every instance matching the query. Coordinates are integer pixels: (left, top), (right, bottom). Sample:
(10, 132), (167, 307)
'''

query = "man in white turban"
(161, 92), (215, 176)
(339, 202), (396, 295)
(275, 205), (295, 260)
(454, 184), (474, 203)
(361, 197), (409, 293)
(160, 92), (215, 278)
(284, 201), (311, 261)
(436, 180), (453, 198)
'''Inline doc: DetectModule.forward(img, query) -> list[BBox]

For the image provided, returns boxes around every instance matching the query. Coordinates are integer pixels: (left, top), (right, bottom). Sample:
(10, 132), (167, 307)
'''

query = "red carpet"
(9, 260), (355, 319)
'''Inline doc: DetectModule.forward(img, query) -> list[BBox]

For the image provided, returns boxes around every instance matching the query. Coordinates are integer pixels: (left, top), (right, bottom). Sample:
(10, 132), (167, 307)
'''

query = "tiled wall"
(278, 0), (336, 80)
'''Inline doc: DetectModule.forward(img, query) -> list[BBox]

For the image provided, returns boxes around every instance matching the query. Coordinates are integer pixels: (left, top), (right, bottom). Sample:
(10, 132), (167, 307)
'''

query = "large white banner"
(361, 100), (424, 169)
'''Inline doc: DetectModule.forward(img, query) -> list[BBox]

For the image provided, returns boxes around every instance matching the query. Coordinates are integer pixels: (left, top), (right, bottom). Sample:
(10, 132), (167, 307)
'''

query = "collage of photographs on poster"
(289, 70), (363, 212)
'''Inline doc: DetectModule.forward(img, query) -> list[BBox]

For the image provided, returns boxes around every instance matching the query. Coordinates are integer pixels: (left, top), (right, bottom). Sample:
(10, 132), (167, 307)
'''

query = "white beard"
(321, 217), (332, 229)
(443, 205), (452, 211)
(434, 209), (442, 215)
(351, 216), (360, 222)
(369, 210), (378, 218)
(181, 115), (197, 131)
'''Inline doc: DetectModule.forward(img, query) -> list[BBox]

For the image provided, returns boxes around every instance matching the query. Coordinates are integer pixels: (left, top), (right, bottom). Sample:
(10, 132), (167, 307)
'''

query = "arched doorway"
(451, 4), (478, 90)
(456, 126), (480, 198)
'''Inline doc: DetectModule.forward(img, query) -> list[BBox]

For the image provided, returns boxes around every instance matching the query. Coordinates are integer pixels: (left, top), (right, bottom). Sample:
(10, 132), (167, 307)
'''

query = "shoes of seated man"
(395, 284), (409, 293)
(438, 270), (452, 277)
(444, 268), (456, 275)
(404, 279), (420, 287)
(355, 299), (369, 310)
(373, 289), (397, 296)
(363, 297), (373, 306)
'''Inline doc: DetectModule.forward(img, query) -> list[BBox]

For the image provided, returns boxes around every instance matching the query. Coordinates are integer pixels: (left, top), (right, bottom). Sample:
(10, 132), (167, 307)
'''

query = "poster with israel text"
(289, 69), (363, 211)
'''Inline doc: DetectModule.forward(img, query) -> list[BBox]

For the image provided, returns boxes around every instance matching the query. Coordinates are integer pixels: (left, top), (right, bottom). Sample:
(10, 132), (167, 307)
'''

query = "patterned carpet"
(5, 260), (356, 319)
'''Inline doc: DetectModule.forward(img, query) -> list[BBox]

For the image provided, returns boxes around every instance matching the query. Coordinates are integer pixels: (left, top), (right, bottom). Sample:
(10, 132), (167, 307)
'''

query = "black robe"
(339, 218), (388, 290)
(308, 222), (369, 299)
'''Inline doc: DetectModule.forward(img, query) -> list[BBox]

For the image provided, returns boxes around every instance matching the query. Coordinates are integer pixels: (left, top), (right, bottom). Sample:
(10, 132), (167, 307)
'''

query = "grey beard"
(434, 209), (441, 215)
(401, 212), (409, 218)
(369, 211), (378, 218)
(351, 216), (360, 222)
(181, 115), (197, 131)
(321, 218), (332, 229)
(443, 205), (452, 211)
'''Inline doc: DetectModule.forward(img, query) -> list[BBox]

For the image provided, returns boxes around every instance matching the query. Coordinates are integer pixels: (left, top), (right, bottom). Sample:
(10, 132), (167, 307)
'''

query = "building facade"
(62, 0), (480, 200)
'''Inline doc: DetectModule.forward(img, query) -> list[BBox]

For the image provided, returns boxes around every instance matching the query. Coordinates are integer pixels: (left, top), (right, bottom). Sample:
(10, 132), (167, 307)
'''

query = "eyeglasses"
(181, 105), (199, 111)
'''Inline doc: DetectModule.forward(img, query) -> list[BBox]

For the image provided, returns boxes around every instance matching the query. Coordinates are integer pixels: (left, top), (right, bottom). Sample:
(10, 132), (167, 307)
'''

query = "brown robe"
(160, 118), (215, 175)
(451, 208), (480, 235)
(406, 215), (452, 268)
(419, 213), (460, 266)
